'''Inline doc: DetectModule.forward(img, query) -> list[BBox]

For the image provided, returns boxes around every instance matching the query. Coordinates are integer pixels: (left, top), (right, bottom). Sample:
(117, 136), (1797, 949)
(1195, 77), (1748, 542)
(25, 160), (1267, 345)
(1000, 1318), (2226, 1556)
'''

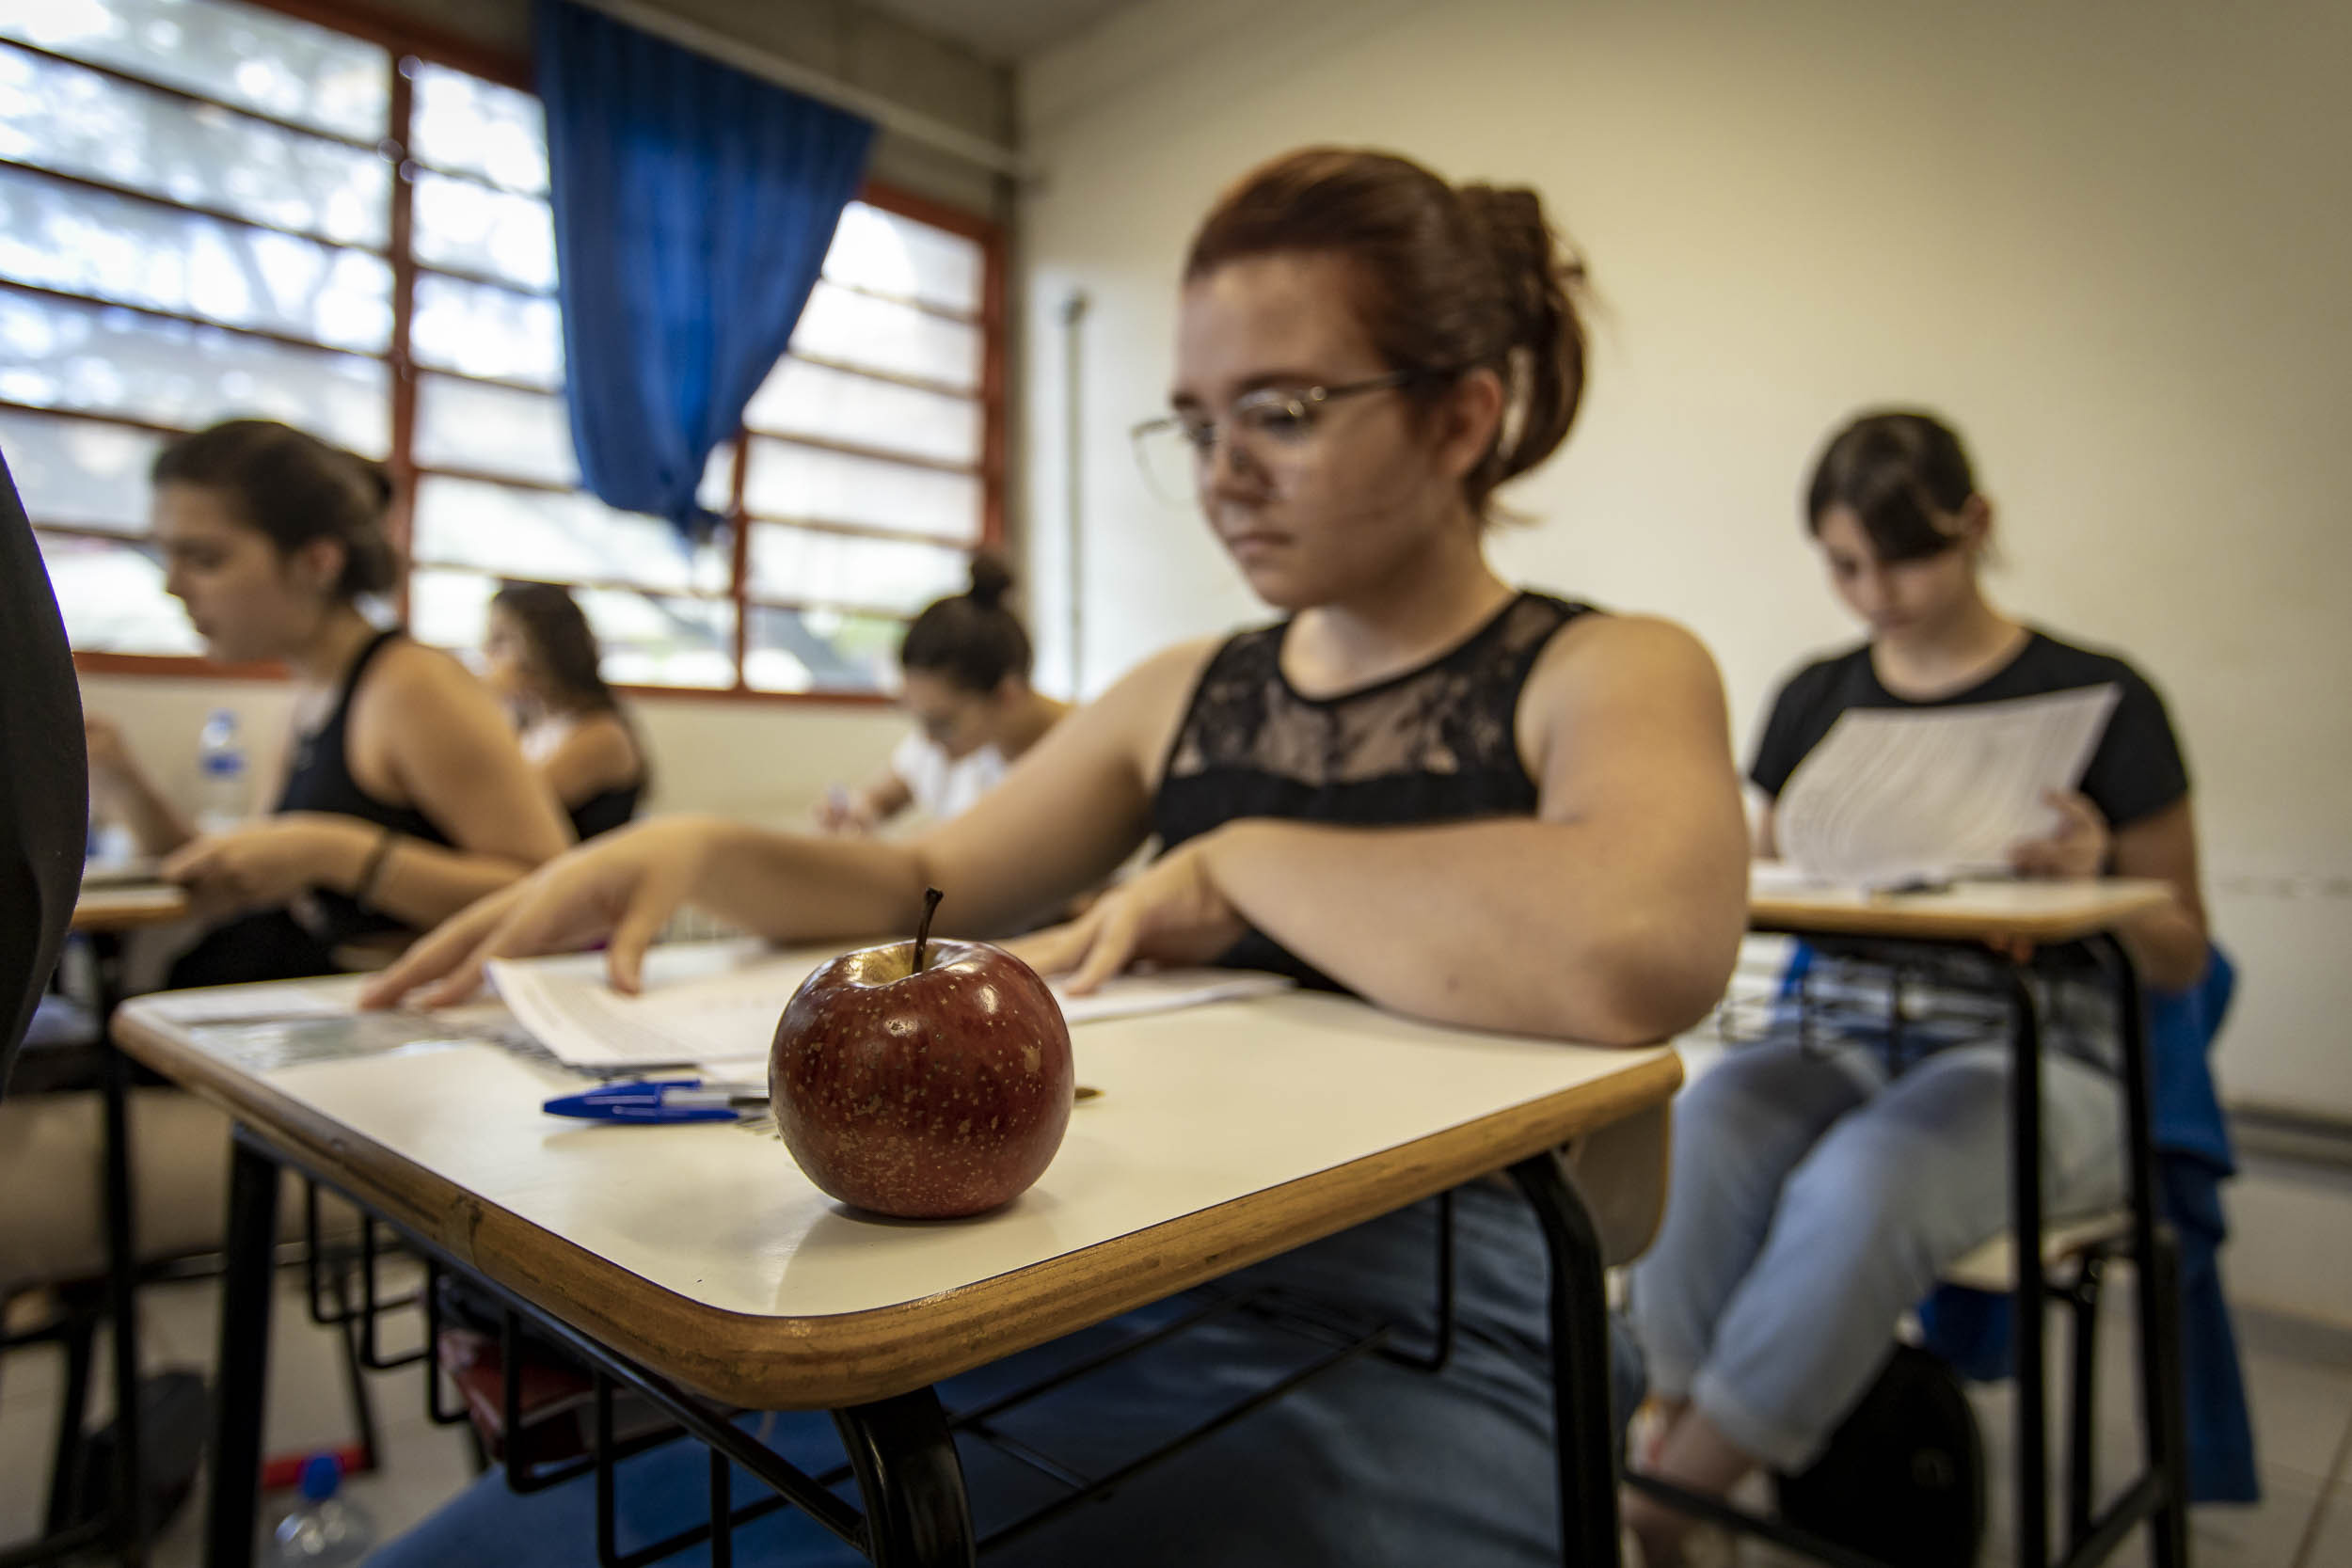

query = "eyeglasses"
(1129, 371), (1422, 504)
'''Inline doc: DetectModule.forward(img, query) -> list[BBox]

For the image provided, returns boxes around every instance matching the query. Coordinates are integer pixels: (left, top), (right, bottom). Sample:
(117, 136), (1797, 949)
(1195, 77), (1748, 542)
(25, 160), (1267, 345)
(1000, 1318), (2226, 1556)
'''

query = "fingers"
(2044, 789), (2102, 830)
(604, 862), (693, 995)
(159, 839), (215, 885)
(359, 886), (519, 1009)
(1064, 896), (1144, 996)
(1005, 914), (1099, 980)
(412, 883), (588, 1010)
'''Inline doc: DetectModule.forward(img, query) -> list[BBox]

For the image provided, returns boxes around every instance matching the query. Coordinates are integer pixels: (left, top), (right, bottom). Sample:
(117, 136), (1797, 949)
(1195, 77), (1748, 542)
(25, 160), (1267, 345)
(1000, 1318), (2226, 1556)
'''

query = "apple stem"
(914, 886), (945, 974)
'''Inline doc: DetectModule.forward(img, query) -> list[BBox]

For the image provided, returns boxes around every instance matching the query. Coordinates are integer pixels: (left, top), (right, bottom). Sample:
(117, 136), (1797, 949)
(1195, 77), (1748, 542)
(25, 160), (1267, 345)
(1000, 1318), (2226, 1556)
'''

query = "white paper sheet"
(1773, 685), (2120, 886)
(487, 945), (1297, 1070)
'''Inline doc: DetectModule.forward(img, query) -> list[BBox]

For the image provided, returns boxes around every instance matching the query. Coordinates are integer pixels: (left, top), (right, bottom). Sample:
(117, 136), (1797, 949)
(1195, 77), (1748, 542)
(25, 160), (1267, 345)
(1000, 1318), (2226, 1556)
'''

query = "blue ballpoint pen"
(541, 1078), (769, 1124)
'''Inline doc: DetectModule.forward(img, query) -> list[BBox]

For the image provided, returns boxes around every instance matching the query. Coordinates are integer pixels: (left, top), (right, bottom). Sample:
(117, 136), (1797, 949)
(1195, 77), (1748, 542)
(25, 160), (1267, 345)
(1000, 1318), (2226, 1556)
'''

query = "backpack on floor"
(1773, 1344), (1985, 1568)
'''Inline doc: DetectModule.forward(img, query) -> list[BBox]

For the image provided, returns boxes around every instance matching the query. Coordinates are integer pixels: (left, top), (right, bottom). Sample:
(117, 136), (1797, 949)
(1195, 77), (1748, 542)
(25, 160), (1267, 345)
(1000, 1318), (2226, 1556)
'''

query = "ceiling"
(865, 0), (1143, 62)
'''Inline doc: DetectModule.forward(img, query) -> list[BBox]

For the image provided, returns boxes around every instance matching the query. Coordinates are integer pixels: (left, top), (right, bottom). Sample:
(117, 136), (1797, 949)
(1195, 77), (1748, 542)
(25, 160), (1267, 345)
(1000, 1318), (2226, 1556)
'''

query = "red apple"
(769, 892), (1073, 1218)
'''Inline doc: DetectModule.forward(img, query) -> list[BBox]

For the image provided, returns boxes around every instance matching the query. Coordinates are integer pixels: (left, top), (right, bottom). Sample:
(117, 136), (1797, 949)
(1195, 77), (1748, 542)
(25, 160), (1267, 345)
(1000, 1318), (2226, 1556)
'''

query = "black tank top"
(567, 779), (644, 842)
(278, 628), (450, 944)
(1152, 591), (1596, 990)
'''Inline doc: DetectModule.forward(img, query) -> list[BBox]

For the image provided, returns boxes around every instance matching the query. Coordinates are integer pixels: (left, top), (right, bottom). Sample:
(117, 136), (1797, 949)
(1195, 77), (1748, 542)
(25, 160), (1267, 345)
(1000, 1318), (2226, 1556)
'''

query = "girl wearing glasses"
(362, 148), (1747, 1568)
(816, 554), (1070, 834)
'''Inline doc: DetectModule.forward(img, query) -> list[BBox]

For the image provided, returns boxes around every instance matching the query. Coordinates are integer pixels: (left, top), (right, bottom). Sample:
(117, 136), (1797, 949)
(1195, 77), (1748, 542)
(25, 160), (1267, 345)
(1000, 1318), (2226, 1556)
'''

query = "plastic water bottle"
(195, 709), (246, 836)
(268, 1454), (373, 1568)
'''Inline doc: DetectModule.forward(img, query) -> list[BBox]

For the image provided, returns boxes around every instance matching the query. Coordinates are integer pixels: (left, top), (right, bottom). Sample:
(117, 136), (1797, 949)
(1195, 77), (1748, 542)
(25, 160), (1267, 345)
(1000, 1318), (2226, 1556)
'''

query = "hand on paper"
(358, 816), (717, 1009)
(1008, 834), (1246, 996)
(2009, 790), (2109, 880)
(814, 786), (877, 836)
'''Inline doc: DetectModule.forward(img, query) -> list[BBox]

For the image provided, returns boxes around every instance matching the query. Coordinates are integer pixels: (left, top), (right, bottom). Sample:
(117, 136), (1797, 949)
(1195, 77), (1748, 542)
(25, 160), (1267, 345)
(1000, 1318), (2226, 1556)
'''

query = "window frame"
(29, 0), (1004, 705)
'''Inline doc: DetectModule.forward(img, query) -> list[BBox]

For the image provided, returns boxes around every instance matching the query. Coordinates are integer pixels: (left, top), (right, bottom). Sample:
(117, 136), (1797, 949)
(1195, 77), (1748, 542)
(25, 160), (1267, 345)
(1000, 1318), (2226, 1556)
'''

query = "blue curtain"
(535, 0), (876, 539)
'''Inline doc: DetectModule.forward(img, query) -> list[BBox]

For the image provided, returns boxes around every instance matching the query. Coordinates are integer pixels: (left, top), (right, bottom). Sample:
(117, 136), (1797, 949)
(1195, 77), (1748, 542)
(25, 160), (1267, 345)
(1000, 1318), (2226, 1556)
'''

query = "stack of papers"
(1772, 686), (2117, 890)
(487, 943), (1296, 1070)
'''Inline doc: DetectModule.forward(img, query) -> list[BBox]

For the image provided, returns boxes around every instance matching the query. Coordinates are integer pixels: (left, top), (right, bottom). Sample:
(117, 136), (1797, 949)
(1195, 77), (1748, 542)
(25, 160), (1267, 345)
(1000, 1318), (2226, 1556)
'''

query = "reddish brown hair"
(1184, 148), (1591, 517)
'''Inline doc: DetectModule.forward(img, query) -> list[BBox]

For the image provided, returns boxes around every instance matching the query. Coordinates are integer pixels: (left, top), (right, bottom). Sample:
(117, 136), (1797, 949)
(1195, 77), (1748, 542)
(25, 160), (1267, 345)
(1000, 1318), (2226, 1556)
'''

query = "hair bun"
(350, 456), (395, 512)
(965, 551), (1014, 609)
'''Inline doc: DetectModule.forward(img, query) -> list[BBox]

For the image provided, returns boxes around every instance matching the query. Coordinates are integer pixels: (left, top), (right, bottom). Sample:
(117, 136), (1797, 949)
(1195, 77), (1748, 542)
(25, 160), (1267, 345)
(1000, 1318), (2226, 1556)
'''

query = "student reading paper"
(1620, 409), (2208, 1568)
(82, 421), (572, 986)
(361, 148), (1748, 1568)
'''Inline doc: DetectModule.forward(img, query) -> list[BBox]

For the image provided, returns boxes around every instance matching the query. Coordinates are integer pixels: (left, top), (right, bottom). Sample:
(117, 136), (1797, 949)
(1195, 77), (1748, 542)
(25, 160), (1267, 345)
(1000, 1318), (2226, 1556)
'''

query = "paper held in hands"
(486, 941), (1296, 1070)
(1771, 685), (2119, 891)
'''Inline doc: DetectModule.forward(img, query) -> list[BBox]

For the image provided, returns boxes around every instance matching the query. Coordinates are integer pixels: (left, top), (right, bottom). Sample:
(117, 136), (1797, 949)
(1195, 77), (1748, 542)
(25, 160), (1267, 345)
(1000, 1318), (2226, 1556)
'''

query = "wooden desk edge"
(71, 892), (192, 933)
(112, 1005), (1679, 1411)
(1748, 883), (2170, 944)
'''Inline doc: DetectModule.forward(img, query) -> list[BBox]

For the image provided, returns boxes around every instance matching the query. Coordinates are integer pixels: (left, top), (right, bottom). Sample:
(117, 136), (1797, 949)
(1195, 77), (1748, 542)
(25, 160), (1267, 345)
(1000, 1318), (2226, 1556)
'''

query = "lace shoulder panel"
(1165, 594), (1591, 788)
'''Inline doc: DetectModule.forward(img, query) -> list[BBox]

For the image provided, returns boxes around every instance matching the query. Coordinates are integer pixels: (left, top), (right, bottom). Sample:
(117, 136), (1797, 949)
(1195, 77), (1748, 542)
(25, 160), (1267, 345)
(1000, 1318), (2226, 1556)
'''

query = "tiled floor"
(0, 1265), (2346, 1565)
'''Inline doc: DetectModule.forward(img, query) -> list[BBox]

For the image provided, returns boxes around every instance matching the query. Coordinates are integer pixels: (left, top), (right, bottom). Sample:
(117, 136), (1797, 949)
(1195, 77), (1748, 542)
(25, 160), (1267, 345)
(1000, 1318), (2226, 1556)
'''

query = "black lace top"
(1152, 592), (1597, 990)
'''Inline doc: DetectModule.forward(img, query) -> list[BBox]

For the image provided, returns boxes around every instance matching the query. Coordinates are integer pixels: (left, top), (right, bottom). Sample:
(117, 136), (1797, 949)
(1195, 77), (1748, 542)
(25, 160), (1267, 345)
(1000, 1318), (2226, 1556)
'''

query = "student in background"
(482, 580), (647, 841)
(83, 420), (571, 985)
(361, 146), (1746, 1568)
(816, 554), (1068, 833)
(1621, 409), (2207, 1567)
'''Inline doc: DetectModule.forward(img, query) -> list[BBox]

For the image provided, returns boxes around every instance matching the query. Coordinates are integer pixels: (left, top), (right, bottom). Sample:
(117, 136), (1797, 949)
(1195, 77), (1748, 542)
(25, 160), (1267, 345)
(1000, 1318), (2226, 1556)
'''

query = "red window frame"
(38, 0), (1005, 705)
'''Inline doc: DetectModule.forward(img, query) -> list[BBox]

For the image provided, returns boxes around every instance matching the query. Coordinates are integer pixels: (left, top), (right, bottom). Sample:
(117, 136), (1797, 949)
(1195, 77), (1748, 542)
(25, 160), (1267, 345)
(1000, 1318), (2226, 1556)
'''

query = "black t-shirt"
(1750, 629), (2190, 832)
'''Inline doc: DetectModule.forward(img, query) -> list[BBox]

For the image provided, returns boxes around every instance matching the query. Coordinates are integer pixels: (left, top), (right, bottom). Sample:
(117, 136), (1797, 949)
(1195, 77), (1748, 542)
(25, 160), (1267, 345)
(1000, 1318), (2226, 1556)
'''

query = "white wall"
(78, 673), (905, 833)
(1017, 0), (2352, 1117)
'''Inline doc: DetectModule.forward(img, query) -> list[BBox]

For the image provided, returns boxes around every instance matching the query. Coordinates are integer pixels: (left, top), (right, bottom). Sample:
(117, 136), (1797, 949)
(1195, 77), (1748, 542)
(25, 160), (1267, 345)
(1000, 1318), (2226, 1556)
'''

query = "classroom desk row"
(81, 877), (2182, 1568)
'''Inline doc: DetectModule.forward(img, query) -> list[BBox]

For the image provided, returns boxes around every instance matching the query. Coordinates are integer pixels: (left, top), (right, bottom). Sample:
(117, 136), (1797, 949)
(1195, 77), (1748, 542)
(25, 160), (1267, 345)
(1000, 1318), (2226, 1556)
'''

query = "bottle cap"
(298, 1452), (342, 1501)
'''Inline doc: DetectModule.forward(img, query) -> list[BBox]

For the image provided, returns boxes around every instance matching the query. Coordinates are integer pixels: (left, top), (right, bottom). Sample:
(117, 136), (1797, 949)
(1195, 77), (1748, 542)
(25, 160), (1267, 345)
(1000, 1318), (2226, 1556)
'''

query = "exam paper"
(487, 945), (1296, 1070)
(1773, 686), (2119, 887)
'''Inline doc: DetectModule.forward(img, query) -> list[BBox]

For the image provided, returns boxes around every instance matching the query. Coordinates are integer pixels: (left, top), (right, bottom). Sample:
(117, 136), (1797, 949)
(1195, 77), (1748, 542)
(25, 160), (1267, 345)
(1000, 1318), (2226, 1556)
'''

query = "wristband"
(354, 826), (399, 905)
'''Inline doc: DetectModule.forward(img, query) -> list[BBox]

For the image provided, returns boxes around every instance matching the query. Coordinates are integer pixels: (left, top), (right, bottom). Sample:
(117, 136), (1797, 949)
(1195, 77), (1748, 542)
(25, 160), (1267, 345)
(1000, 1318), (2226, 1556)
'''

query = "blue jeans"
(1626, 1037), (2123, 1472)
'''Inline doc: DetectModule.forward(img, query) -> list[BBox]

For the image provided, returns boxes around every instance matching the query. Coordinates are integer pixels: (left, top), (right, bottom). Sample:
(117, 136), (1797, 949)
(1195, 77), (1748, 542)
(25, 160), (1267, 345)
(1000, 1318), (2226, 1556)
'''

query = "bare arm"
(356, 647), (576, 926)
(358, 642), (1208, 1006)
(2105, 800), (2209, 990)
(533, 714), (641, 809)
(1018, 618), (1753, 1045)
(85, 716), (195, 855)
(1217, 617), (1747, 1042)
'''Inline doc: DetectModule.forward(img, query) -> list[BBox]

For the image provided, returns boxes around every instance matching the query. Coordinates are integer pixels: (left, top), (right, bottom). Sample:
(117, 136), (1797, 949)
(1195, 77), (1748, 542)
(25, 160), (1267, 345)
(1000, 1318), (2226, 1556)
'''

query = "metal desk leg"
(205, 1136), (281, 1568)
(93, 930), (149, 1567)
(1509, 1151), (1621, 1568)
(2092, 936), (2190, 1568)
(833, 1388), (976, 1568)
(102, 1026), (149, 1565)
(2000, 966), (2051, 1568)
